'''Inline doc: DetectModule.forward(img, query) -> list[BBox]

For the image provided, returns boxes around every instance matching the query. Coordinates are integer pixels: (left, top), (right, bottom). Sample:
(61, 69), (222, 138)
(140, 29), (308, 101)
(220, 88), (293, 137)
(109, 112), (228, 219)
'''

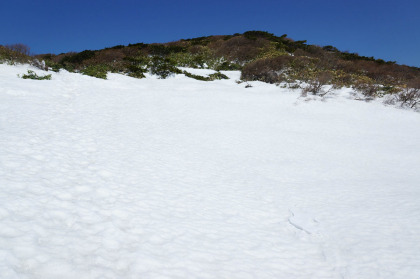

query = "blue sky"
(1, 0), (419, 67)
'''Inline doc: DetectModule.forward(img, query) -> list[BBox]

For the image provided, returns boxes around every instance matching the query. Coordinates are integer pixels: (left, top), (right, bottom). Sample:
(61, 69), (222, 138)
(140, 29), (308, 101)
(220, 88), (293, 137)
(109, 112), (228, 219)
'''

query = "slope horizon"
(35, 31), (419, 69)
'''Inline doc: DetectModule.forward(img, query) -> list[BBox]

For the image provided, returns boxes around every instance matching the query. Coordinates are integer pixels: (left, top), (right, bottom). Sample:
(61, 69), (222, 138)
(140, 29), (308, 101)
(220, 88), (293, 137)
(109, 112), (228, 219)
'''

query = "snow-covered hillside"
(1, 64), (419, 279)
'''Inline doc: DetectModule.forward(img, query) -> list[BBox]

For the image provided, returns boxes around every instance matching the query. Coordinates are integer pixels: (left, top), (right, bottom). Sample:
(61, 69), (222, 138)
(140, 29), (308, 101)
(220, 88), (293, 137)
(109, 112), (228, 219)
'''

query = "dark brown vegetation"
(0, 44), (32, 63)
(393, 78), (420, 108)
(5, 43), (31, 56)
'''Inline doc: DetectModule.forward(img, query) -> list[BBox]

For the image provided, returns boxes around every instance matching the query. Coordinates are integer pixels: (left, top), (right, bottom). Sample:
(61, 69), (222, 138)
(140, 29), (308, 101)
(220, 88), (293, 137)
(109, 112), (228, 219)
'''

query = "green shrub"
(51, 64), (61, 72)
(380, 85), (399, 95)
(181, 70), (228, 81)
(208, 72), (229, 80)
(150, 56), (182, 79)
(128, 42), (148, 49)
(43, 59), (62, 72)
(124, 56), (150, 78)
(19, 70), (51, 80)
(243, 30), (275, 41)
(63, 64), (75, 72)
(182, 71), (209, 81)
(60, 50), (95, 65)
(168, 52), (207, 68)
(323, 45), (339, 52)
(331, 70), (354, 87)
(127, 66), (147, 78)
(215, 61), (242, 71)
(181, 36), (213, 46)
(106, 45), (125, 50)
(149, 44), (186, 56)
(81, 65), (108, 79)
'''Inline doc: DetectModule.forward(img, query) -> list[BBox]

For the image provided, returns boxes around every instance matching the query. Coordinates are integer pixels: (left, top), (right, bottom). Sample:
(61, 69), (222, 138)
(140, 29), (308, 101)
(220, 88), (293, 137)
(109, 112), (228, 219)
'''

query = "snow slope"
(1, 64), (419, 279)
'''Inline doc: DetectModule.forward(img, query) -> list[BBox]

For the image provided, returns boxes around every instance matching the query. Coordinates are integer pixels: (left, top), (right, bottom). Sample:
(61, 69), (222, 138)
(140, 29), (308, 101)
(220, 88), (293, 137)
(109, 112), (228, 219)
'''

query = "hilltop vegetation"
(1, 31), (419, 109)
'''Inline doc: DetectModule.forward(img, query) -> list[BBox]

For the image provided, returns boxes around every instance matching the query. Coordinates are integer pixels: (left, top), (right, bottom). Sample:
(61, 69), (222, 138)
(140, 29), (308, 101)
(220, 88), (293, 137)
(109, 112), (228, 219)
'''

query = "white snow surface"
(1, 64), (420, 279)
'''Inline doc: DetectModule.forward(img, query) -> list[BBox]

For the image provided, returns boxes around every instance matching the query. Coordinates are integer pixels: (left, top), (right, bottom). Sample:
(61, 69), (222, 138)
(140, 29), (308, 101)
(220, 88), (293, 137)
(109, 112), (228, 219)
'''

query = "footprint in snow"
(288, 208), (320, 235)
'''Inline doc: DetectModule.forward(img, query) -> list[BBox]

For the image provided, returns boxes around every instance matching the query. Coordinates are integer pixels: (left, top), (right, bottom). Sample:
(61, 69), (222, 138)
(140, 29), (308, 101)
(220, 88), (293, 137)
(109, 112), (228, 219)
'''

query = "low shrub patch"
(182, 70), (228, 81)
(19, 70), (51, 80)
(215, 61), (242, 71)
(150, 57), (182, 79)
(241, 55), (292, 83)
(208, 72), (229, 80)
(81, 65), (108, 79)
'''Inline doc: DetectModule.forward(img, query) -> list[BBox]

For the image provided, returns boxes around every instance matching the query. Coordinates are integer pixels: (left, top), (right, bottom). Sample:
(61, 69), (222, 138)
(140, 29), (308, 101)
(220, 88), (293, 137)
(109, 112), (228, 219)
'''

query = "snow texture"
(1, 64), (420, 278)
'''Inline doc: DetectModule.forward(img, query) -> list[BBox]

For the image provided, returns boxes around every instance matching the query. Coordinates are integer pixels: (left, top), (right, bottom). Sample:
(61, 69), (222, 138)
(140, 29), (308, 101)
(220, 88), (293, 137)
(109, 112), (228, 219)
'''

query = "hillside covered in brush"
(2, 31), (420, 109)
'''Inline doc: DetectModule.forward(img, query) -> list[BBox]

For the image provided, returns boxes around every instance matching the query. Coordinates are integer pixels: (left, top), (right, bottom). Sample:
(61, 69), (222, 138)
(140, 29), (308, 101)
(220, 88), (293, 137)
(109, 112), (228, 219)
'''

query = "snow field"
(1, 64), (420, 278)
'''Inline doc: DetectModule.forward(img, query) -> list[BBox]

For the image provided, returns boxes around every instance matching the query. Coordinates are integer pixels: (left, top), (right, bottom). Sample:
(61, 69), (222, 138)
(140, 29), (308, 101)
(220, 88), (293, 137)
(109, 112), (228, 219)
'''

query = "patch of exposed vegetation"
(3, 31), (419, 110)
(19, 70), (51, 80)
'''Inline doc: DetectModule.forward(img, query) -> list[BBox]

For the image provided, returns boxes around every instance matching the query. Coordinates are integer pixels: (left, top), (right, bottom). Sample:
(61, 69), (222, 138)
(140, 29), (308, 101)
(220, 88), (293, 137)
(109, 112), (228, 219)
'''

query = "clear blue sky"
(1, 0), (419, 67)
